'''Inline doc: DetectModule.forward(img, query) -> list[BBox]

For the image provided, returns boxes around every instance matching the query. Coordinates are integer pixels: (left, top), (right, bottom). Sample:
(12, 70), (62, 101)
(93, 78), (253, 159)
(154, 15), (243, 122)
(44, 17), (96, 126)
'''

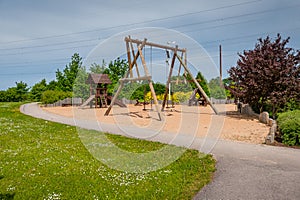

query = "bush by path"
(277, 110), (300, 146)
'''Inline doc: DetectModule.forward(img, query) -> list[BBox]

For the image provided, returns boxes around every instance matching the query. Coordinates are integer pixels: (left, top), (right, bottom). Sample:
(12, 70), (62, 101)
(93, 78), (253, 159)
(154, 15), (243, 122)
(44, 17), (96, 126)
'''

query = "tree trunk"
(272, 104), (277, 119)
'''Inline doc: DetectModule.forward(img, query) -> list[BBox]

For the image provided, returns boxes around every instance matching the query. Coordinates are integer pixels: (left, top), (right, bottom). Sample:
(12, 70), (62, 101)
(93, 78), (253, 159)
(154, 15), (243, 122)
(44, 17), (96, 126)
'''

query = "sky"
(0, 0), (299, 90)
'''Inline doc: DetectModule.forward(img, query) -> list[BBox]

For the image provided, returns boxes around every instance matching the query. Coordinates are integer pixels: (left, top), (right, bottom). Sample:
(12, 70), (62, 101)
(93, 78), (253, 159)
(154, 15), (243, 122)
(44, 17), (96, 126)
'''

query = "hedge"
(41, 90), (73, 104)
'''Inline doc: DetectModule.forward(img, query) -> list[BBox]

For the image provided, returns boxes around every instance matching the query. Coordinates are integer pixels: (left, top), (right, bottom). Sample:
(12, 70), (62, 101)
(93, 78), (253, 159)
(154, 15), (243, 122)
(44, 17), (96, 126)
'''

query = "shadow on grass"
(0, 193), (15, 200)
(0, 175), (15, 200)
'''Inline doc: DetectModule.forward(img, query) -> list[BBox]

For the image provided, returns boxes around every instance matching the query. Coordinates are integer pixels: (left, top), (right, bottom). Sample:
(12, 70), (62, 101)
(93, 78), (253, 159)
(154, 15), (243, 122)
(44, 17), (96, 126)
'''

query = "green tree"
(73, 66), (89, 99)
(90, 60), (106, 73)
(153, 83), (166, 95)
(0, 91), (7, 102)
(120, 82), (166, 100)
(195, 72), (210, 97)
(208, 77), (226, 99)
(56, 53), (82, 92)
(5, 81), (29, 102)
(185, 72), (210, 97)
(103, 58), (128, 94)
(41, 90), (72, 104)
(172, 76), (193, 93)
(46, 80), (59, 91)
(30, 79), (47, 101)
(222, 78), (234, 99)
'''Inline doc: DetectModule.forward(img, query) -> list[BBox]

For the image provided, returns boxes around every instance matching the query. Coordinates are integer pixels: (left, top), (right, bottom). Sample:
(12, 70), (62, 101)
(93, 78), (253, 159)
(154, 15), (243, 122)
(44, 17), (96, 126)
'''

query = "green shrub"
(173, 91), (192, 103)
(277, 110), (300, 146)
(41, 90), (73, 104)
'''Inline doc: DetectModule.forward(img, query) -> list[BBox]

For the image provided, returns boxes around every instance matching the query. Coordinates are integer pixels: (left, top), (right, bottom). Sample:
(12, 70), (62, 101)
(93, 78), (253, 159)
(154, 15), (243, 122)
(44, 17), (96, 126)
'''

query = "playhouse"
(80, 73), (126, 108)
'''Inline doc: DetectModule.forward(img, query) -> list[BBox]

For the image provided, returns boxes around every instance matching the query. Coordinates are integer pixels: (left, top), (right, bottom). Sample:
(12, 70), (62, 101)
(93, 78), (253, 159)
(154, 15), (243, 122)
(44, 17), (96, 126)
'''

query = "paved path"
(20, 103), (300, 200)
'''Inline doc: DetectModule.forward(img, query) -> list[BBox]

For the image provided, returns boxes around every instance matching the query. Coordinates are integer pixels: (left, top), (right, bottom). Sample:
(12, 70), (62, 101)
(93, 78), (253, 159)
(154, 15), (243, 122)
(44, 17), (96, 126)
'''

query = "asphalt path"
(20, 103), (300, 200)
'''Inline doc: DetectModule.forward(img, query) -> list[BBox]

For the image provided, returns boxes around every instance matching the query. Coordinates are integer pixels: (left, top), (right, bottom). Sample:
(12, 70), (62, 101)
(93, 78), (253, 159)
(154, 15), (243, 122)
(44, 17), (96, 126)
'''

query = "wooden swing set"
(104, 36), (218, 120)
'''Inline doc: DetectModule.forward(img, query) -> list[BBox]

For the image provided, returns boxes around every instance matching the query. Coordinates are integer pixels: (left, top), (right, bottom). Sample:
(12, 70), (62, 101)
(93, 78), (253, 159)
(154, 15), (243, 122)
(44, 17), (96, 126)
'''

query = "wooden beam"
(176, 54), (219, 115)
(119, 76), (151, 83)
(125, 36), (186, 53)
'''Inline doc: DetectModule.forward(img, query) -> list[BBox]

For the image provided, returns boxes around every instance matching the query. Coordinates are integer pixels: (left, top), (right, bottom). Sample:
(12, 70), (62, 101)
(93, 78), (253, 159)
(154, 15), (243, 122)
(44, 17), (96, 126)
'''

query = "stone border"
(240, 104), (276, 144)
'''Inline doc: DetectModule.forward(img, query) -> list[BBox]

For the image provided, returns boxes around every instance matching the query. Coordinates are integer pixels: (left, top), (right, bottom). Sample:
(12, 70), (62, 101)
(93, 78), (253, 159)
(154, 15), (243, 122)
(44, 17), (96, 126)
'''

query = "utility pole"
(219, 44), (222, 87)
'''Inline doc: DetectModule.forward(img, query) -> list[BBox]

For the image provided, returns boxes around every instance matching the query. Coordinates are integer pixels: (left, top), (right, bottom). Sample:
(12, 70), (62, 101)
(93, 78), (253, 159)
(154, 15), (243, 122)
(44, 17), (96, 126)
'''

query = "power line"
(0, 38), (100, 51)
(1, 26), (299, 69)
(170, 4), (300, 30)
(1, 3), (299, 55)
(0, 44), (95, 56)
(0, 72), (54, 76)
(0, 0), (262, 45)
(0, 19), (258, 52)
(1, 2), (299, 69)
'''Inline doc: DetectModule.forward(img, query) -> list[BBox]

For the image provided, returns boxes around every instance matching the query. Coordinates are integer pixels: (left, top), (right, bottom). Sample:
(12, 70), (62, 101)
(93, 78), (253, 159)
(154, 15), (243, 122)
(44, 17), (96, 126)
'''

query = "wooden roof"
(86, 73), (112, 84)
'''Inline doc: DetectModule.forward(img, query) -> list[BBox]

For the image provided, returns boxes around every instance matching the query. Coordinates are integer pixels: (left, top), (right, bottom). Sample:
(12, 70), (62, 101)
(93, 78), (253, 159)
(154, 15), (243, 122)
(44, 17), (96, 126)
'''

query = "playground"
(42, 103), (269, 144)
(42, 36), (270, 144)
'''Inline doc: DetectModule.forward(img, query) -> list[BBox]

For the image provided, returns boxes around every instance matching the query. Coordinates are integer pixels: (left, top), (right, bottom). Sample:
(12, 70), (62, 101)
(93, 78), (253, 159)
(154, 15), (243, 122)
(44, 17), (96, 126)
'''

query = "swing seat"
(135, 99), (143, 106)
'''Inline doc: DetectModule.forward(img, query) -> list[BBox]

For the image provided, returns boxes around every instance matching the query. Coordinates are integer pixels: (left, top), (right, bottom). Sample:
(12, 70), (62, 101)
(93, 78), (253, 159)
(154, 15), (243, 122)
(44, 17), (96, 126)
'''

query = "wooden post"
(176, 55), (219, 115)
(126, 40), (133, 78)
(104, 81), (125, 116)
(176, 51), (184, 85)
(137, 41), (161, 121)
(104, 70), (130, 116)
(184, 50), (188, 84)
(219, 44), (222, 87)
(161, 46), (177, 111)
(105, 37), (147, 117)
(125, 36), (140, 78)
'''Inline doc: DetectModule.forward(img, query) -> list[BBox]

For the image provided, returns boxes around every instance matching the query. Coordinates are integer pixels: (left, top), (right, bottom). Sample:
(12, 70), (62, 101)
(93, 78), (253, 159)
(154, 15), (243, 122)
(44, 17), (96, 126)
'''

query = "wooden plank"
(119, 76), (152, 82)
(125, 36), (186, 53)
(176, 54), (219, 115)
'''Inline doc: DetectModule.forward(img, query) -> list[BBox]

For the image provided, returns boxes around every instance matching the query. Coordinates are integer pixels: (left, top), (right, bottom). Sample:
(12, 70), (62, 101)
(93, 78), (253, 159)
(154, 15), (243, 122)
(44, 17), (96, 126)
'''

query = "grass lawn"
(0, 102), (215, 199)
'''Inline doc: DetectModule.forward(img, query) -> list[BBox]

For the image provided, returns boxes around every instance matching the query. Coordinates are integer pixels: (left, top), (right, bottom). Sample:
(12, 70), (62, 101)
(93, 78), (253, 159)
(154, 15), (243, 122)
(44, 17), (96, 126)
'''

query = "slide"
(107, 96), (127, 107)
(79, 95), (95, 108)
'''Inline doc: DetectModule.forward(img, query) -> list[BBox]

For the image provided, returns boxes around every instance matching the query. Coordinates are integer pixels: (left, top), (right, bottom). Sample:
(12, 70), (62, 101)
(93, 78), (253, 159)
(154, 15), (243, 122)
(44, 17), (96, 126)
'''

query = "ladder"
(99, 95), (107, 108)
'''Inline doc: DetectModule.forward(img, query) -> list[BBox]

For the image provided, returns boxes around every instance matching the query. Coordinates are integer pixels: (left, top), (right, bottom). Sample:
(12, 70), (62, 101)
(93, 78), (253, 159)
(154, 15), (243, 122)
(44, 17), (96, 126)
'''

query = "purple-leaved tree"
(228, 34), (300, 118)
